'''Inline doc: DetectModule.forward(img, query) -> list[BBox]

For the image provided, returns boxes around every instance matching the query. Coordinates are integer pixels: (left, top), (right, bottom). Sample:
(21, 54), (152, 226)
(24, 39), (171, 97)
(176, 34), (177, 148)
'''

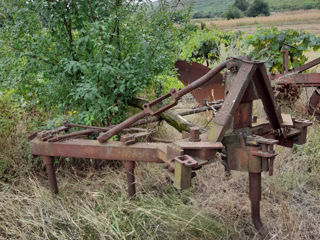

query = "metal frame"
(29, 57), (312, 237)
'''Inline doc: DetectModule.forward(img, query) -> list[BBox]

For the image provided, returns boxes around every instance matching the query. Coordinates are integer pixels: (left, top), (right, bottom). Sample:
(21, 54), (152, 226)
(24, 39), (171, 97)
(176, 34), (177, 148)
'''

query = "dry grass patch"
(207, 10), (320, 29)
(0, 164), (236, 240)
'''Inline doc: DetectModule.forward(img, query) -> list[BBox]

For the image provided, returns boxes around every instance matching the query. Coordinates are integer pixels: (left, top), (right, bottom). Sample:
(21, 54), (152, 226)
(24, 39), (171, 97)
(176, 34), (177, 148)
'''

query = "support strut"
(123, 161), (136, 199)
(249, 172), (269, 238)
(43, 156), (58, 194)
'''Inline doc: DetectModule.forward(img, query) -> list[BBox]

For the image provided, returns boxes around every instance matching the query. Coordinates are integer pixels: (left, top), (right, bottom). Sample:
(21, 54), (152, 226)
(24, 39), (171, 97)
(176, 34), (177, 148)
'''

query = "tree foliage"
(180, 28), (242, 66)
(224, 6), (244, 20)
(247, 27), (320, 73)
(0, 0), (191, 125)
(233, 0), (249, 12)
(247, 0), (270, 17)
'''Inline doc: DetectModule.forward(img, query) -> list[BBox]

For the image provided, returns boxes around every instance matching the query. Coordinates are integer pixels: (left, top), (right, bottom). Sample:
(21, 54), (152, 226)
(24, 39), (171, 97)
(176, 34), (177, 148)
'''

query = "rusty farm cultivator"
(29, 57), (312, 237)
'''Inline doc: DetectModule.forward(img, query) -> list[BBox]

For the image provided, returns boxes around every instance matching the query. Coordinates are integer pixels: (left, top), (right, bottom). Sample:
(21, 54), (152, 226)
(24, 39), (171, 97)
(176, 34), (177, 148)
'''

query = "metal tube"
(43, 156), (58, 194)
(281, 49), (289, 74)
(249, 172), (269, 238)
(98, 110), (147, 143)
(123, 161), (136, 199)
(293, 56), (320, 73)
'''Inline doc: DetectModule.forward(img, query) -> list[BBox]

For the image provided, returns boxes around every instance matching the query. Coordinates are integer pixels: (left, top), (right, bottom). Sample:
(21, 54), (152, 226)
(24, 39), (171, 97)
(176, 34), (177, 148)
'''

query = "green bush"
(233, 0), (249, 11)
(246, 27), (320, 73)
(247, 0), (270, 17)
(180, 29), (241, 66)
(224, 7), (244, 20)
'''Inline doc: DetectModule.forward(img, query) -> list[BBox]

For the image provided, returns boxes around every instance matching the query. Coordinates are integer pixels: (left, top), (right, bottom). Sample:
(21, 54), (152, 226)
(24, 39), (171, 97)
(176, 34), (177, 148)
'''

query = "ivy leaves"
(247, 27), (320, 73)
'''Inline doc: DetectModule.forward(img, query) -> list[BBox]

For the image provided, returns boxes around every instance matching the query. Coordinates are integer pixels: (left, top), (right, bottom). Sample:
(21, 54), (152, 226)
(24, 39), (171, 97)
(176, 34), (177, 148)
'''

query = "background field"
(190, 0), (320, 17)
(193, 9), (320, 34)
(197, 9), (320, 66)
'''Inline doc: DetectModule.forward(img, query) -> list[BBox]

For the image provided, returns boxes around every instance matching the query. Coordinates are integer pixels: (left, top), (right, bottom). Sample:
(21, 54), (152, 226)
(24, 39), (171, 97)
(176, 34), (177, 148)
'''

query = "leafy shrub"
(247, 27), (320, 73)
(0, 0), (192, 126)
(180, 29), (241, 66)
(192, 11), (215, 19)
(234, 0), (249, 12)
(224, 7), (244, 20)
(247, 0), (270, 17)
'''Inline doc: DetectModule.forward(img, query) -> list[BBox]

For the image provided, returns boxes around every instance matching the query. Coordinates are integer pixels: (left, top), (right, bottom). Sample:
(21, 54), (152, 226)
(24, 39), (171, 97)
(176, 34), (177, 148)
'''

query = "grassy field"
(194, 9), (320, 34)
(1, 10), (320, 240)
(190, 0), (320, 17)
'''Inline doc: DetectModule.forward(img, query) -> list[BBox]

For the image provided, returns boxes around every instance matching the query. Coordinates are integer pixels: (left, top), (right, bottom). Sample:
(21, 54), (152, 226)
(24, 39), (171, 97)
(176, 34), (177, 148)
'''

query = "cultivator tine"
(249, 173), (269, 238)
(43, 156), (58, 194)
(123, 161), (136, 199)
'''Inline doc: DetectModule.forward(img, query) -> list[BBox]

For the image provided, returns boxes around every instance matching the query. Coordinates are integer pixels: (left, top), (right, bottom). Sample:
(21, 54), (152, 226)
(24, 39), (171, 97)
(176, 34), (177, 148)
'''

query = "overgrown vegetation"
(0, 0), (191, 125)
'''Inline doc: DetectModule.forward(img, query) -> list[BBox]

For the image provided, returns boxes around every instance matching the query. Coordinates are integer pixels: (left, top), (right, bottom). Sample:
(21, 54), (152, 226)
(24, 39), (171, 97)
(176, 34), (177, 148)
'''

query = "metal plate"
(308, 87), (320, 115)
(175, 60), (225, 105)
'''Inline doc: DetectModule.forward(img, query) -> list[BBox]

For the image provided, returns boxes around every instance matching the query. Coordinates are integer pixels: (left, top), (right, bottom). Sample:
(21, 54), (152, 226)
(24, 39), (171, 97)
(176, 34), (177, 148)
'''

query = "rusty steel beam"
(276, 73), (320, 86)
(30, 139), (166, 163)
(177, 59), (230, 97)
(254, 64), (283, 130)
(208, 62), (258, 142)
(292, 56), (320, 73)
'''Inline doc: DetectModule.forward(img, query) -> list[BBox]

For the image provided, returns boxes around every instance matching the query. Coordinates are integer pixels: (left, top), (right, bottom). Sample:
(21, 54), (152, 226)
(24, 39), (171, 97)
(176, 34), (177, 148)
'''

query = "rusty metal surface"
(281, 49), (289, 74)
(234, 102), (253, 129)
(269, 53), (320, 116)
(309, 87), (320, 115)
(254, 64), (283, 130)
(123, 161), (136, 199)
(276, 73), (320, 86)
(173, 140), (223, 150)
(249, 172), (269, 238)
(208, 61), (258, 142)
(98, 110), (148, 143)
(175, 60), (225, 104)
(30, 138), (166, 163)
(43, 156), (58, 194)
(174, 155), (198, 168)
